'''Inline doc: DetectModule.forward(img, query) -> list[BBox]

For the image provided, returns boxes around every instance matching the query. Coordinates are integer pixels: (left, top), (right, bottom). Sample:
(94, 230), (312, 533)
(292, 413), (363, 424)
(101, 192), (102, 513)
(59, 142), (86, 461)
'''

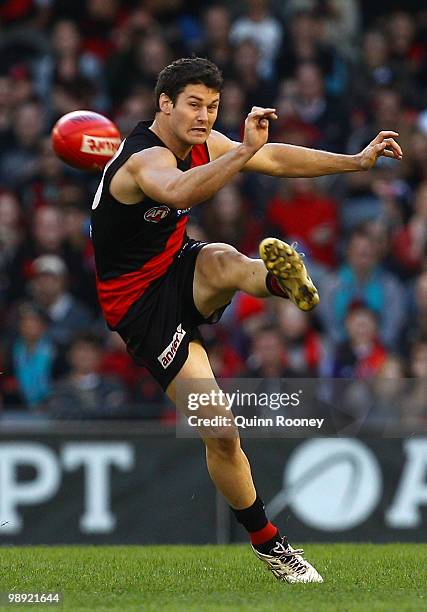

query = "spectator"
(402, 341), (427, 429)
(350, 31), (395, 110)
(320, 229), (405, 347)
(340, 354), (406, 434)
(275, 299), (323, 376)
(391, 180), (427, 276)
(6, 205), (95, 310)
(200, 4), (233, 73)
(23, 136), (69, 212)
(78, 0), (121, 62)
(319, 0), (360, 55)
(0, 190), (24, 318)
(267, 177), (338, 268)
(100, 330), (170, 417)
(243, 324), (303, 378)
(387, 12), (418, 73)
(204, 326), (244, 378)
(0, 100), (44, 189)
(230, 0), (282, 79)
(240, 323), (310, 421)
(47, 331), (130, 419)
(405, 130), (427, 186)
(107, 31), (172, 104)
(272, 80), (321, 148)
(277, 10), (347, 95)
(0, 75), (13, 139)
(347, 87), (413, 173)
(230, 292), (270, 359)
(62, 201), (92, 258)
(34, 18), (108, 115)
(23, 254), (93, 351)
(9, 64), (35, 108)
(115, 89), (155, 137)
(400, 271), (427, 354)
(202, 181), (262, 256)
(327, 303), (388, 379)
(215, 80), (245, 141)
(291, 61), (348, 152)
(0, 190), (24, 275)
(2, 301), (57, 410)
(229, 39), (277, 110)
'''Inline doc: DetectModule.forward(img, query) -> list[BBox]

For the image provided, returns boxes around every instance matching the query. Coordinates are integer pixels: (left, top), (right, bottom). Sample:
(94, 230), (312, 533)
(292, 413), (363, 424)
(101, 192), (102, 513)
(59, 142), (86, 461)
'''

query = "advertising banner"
(238, 437), (427, 543)
(0, 429), (426, 544)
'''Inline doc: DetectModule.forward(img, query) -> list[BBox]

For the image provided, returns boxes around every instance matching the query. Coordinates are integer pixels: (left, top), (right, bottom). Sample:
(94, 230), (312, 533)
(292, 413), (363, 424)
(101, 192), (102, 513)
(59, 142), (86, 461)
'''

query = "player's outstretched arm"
(126, 108), (277, 209)
(209, 122), (403, 178)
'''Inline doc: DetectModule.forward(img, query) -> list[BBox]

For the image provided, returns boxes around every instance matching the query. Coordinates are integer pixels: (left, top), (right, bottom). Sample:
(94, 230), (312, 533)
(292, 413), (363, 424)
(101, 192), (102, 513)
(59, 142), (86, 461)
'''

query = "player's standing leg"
(167, 342), (323, 583)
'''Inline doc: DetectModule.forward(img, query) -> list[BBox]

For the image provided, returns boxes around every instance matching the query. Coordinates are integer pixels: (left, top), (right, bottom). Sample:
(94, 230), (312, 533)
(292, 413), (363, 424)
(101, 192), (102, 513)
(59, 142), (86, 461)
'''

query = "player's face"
(170, 84), (220, 144)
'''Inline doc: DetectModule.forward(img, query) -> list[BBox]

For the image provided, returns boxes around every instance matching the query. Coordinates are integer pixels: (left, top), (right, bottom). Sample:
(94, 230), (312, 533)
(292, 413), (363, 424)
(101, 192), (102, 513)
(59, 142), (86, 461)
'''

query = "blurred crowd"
(0, 0), (426, 428)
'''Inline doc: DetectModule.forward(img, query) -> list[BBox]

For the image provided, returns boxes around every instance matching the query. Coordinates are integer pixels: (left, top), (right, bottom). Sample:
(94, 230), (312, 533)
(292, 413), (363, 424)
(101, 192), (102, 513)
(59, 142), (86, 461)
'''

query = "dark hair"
(346, 300), (379, 322)
(17, 301), (50, 326)
(71, 331), (104, 350)
(154, 57), (223, 112)
(348, 227), (371, 244)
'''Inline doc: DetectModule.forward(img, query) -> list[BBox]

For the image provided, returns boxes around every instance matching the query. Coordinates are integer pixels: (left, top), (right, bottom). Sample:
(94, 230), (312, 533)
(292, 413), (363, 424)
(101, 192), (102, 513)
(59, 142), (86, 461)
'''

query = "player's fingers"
(373, 130), (399, 144)
(383, 149), (398, 158)
(256, 113), (278, 122)
(374, 142), (387, 154)
(248, 108), (276, 121)
(247, 113), (278, 128)
(251, 106), (276, 114)
(383, 138), (403, 157)
(247, 113), (274, 124)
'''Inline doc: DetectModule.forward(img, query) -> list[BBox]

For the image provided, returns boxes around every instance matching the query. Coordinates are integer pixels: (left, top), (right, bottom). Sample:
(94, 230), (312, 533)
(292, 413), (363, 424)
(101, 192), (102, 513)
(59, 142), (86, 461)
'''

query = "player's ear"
(159, 93), (172, 115)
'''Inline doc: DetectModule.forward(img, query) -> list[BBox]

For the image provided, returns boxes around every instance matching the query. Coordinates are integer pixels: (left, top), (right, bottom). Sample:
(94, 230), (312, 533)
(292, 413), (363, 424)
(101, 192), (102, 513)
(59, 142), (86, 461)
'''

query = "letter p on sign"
(0, 443), (61, 533)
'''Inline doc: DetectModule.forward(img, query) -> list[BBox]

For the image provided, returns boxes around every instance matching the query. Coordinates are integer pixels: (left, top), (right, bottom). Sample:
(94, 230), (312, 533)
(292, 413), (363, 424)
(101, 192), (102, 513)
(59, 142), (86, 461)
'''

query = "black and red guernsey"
(91, 120), (210, 330)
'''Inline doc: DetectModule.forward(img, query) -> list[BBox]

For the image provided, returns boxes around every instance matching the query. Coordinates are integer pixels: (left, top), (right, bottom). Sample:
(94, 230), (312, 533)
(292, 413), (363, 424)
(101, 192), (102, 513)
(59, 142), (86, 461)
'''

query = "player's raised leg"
(193, 240), (319, 320)
(166, 340), (323, 584)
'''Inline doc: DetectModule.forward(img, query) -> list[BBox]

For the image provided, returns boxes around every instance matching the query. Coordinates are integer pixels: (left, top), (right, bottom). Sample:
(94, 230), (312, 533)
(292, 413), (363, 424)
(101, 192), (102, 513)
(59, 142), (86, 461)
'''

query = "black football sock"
(230, 494), (282, 553)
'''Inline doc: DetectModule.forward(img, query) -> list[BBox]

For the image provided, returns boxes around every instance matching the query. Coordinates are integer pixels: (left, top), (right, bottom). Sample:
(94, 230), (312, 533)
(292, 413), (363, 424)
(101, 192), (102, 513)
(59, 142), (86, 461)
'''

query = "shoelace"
(271, 538), (308, 575)
(290, 241), (306, 259)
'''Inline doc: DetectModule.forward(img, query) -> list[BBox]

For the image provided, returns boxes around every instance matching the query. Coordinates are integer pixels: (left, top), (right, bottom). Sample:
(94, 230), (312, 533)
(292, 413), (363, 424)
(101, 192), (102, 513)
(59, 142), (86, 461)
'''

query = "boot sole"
(259, 238), (320, 311)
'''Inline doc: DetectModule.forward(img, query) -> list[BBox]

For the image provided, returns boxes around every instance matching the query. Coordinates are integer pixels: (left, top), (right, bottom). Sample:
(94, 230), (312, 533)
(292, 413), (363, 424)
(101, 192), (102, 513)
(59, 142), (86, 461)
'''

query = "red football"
(51, 110), (122, 171)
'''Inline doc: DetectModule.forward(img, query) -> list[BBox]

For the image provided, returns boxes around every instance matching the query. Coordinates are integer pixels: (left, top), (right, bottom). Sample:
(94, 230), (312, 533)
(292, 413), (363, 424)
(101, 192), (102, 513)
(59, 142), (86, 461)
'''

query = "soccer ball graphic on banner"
(51, 110), (121, 171)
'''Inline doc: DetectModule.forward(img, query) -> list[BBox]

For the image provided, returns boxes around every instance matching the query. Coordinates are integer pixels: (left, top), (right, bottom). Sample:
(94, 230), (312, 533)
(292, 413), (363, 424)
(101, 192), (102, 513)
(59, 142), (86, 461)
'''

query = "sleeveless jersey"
(90, 120), (210, 329)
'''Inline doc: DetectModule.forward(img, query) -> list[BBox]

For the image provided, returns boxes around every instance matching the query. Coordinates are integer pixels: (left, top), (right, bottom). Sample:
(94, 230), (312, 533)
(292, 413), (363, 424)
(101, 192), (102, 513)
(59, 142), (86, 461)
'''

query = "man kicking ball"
(91, 57), (402, 583)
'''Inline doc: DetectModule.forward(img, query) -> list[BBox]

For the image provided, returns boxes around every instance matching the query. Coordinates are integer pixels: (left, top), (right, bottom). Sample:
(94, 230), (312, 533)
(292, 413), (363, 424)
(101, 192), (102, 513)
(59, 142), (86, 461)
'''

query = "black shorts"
(117, 239), (228, 391)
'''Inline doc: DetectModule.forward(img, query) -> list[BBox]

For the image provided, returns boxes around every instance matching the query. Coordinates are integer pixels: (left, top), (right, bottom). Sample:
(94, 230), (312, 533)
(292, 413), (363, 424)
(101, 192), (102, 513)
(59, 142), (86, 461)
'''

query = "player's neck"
(149, 117), (192, 160)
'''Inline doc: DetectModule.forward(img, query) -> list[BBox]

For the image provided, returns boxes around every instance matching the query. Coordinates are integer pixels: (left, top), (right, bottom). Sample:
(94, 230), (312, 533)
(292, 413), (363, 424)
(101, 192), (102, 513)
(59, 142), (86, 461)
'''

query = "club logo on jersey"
(144, 205), (171, 223)
(81, 134), (121, 156)
(158, 324), (186, 368)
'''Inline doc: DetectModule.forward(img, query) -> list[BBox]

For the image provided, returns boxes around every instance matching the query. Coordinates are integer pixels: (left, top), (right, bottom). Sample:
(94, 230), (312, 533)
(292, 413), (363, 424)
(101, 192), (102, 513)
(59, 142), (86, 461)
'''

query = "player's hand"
(243, 106), (278, 153)
(358, 131), (403, 170)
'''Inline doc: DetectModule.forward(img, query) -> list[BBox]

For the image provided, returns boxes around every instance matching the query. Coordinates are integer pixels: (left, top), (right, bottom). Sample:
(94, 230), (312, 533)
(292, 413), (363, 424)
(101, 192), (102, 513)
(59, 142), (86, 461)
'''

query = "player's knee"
(205, 435), (241, 460)
(211, 248), (247, 290)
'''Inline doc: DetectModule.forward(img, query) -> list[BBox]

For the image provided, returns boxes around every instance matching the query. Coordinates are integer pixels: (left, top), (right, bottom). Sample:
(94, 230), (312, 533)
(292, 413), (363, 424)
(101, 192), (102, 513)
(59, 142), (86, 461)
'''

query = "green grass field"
(0, 544), (426, 611)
